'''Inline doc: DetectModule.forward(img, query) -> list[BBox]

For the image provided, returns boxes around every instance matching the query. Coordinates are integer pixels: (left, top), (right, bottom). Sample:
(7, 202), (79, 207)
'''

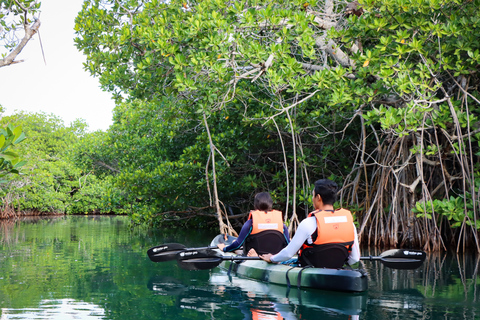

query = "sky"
(0, 0), (115, 132)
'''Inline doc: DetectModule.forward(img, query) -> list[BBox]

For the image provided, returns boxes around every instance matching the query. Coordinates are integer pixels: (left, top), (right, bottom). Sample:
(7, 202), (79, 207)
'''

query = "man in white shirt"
(259, 179), (360, 267)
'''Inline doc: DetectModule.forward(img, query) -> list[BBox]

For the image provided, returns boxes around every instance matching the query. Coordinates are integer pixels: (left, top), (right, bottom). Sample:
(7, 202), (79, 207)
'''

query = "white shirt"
(271, 216), (360, 265)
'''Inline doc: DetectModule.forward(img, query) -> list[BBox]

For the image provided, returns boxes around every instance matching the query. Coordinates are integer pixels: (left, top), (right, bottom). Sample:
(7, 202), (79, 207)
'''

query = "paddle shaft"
(177, 248), (426, 270)
(360, 256), (382, 261)
(213, 255), (420, 263)
(221, 255), (261, 261)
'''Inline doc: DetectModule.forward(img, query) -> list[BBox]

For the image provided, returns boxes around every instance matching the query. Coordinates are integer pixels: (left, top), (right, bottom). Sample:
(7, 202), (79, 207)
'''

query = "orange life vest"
(298, 209), (355, 268)
(248, 210), (284, 235)
(302, 208), (355, 250)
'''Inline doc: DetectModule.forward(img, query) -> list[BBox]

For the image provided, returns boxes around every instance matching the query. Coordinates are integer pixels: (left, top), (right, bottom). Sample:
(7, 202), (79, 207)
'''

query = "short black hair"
(313, 179), (338, 205)
(254, 192), (273, 211)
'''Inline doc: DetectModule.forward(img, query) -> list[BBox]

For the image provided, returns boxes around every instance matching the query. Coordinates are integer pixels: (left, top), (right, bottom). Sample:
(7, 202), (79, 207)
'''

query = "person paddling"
(217, 192), (290, 256)
(259, 179), (360, 268)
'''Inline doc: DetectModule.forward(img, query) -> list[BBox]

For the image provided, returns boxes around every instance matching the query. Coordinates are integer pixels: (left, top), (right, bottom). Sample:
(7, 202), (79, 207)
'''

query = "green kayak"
(209, 236), (368, 293)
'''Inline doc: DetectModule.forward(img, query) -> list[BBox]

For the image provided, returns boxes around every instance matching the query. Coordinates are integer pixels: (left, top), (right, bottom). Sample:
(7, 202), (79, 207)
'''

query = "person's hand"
(259, 253), (275, 263)
(217, 243), (226, 250)
(247, 248), (258, 257)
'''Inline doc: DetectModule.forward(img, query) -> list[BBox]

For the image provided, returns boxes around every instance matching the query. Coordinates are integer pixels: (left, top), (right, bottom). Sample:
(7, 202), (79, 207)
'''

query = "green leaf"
(0, 151), (18, 161)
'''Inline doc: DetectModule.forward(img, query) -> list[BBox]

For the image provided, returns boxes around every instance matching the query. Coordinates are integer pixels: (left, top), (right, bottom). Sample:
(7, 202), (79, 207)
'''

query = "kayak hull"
(210, 237), (368, 292)
(220, 258), (368, 292)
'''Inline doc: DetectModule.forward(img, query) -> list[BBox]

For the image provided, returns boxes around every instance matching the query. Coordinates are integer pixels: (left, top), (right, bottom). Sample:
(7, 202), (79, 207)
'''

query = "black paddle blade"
(380, 249), (426, 270)
(147, 243), (187, 262)
(176, 249), (223, 271)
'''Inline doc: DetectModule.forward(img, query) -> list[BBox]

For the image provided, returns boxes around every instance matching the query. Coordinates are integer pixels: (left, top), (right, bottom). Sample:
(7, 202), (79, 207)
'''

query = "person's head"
(254, 192), (273, 211)
(312, 179), (338, 208)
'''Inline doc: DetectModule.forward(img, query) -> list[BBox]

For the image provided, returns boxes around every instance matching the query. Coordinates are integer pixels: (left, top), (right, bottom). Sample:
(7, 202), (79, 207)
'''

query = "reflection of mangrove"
(363, 247), (479, 320)
(366, 248), (479, 301)
(420, 251), (479, 302)
(0, 216), (65, 244)
(0, 298), (106, 318)
(368, 288), (425, 317)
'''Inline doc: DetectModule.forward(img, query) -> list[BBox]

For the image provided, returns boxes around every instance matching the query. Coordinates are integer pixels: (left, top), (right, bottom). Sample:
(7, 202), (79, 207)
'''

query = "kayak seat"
(244, 230), (288, 255)
(299, 243), (349, 268)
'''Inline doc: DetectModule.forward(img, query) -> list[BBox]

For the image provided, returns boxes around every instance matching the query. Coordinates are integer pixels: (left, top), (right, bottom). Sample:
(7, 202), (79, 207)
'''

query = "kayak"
(150, 235), (424, 293)
(209, 236), (368, 292)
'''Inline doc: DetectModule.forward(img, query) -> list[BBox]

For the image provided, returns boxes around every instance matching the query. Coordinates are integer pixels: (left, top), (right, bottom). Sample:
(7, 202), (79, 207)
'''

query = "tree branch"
(0, 14), (41, 68)
(94, 160), (120, 173)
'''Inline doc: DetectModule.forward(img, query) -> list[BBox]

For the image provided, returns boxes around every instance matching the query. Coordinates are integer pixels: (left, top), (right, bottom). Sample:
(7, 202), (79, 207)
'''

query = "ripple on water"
(0, 299), (106, 320)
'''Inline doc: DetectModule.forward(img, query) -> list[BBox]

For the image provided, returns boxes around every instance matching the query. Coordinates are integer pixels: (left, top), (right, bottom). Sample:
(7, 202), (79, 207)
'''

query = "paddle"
(176, 248), (426, 271)
(147, 234), (237, 263)
(147, 243), (216, 262)
(360, 249), (427, 270)
(176, 249), (261, 270)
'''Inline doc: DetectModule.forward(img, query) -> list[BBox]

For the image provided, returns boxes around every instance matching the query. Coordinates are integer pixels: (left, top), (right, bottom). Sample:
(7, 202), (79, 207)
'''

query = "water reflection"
(147, 269), (367, 319)
(1, 216), (479, 320)
(0, 299), (105, 320)
(146, 249), (479, 319)
(362, 248), (479, 319)
(420, 252), (480, 303)
(210, 270), (366, 319)
(147, 275), (186, 296)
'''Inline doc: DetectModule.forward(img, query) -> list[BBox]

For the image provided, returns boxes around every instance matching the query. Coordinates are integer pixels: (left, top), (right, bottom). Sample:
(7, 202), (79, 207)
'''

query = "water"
(0, 215), (478, 319)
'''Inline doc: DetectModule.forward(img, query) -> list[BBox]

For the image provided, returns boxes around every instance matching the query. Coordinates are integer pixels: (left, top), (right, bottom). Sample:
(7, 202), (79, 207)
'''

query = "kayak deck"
(210, 238), (368, 292)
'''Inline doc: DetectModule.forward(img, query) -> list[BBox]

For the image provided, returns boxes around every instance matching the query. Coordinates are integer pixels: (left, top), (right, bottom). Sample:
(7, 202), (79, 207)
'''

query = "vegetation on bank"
(1, 0), (479, 252)
(0, 112), (116, 217)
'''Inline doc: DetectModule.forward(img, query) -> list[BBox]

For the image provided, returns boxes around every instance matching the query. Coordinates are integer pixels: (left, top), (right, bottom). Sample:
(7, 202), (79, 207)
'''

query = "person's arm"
(222, 220), (252, 252)
(264, 217), (316, 263)
(347, 224), (360, 265)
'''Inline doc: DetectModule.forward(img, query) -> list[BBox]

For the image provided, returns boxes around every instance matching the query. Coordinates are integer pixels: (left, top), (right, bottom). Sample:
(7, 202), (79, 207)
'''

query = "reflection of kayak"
(210, 236), (368, 292)
(210, 269), (367, 315)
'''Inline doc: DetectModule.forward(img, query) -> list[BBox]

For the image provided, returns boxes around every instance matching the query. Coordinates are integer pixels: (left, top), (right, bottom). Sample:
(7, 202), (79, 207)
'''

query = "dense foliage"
(1, 0), (478, 252)
(72, 0), (480, 251)
(0, 108), (26, 187)
(0, 112), (120, 217)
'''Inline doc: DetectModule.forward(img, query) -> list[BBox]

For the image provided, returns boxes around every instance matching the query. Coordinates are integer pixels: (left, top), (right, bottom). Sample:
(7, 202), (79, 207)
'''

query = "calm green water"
(0, 215), (478, 320)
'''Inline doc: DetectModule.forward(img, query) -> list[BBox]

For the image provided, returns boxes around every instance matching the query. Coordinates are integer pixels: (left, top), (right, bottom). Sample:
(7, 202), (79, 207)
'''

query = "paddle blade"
(379, 249), (426, 270)
(176, 249), (223, 271)
(147, 243), (187, 262)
